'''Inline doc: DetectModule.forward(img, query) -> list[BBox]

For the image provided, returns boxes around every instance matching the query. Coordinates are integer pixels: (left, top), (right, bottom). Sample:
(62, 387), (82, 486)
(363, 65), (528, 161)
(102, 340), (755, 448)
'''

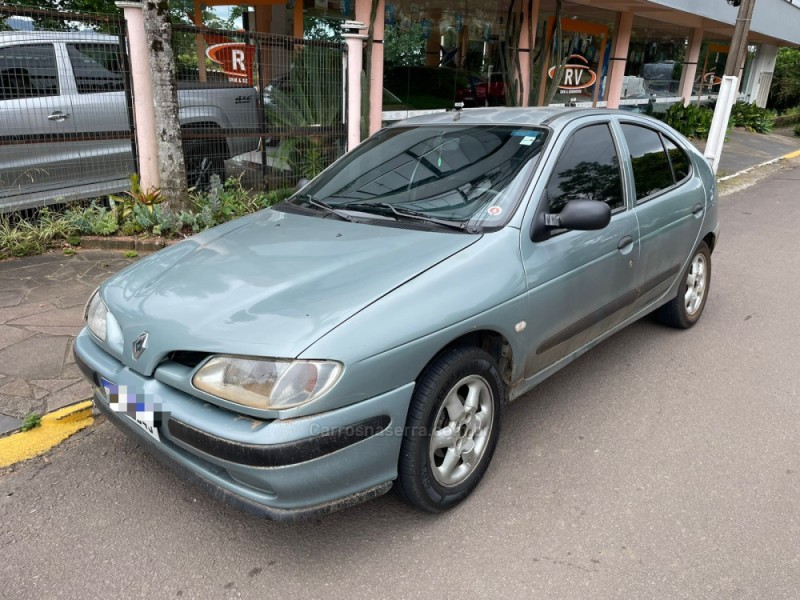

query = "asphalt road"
(2, 161), (799, 599)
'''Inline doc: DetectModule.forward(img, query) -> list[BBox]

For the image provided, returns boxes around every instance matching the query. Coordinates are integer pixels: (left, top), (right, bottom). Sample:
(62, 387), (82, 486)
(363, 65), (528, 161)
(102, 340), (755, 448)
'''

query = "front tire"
(395, 346), (505, 513)
(655, 241), (711, 329)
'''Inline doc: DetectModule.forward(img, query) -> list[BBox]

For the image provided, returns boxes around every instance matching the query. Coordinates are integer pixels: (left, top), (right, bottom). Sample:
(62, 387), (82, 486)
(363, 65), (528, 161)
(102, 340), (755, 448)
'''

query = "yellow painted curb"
(784, 149), (800, 160)
(0, 401), (94, 468)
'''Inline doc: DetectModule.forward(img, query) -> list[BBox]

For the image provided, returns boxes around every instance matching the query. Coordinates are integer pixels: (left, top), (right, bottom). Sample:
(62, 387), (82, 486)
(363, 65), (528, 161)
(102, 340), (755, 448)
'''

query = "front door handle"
(47, 111), (71, 122)
(618, 235), (634, 253)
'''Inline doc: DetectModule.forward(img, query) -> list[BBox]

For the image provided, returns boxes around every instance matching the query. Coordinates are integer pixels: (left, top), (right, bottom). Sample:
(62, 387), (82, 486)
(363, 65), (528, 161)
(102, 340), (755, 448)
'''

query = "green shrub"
(661, 103), (714, 139)
(0, 209), (76, 259)
(794, 123), (800, 137)
(729, 101), (776, 134)
(64, 201), (119, 236)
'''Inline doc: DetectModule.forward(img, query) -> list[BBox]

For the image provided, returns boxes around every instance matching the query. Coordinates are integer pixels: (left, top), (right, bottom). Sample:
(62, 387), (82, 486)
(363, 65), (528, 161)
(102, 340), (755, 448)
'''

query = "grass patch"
(20, 413), (41, 432)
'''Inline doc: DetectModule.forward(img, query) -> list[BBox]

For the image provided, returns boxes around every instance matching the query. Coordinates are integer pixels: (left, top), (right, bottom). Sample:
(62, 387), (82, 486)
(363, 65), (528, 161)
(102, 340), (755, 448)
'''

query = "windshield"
(291, 124), (548, 230)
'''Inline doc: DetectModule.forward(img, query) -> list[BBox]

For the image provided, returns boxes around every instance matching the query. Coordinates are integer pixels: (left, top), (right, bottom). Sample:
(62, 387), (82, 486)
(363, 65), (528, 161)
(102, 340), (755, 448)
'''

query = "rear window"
(620, 123), (675, 201)
(0, 44), (59, 100)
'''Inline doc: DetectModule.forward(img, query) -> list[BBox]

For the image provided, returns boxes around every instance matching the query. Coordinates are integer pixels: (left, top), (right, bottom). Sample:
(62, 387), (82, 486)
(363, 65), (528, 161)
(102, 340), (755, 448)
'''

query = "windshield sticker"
(519, 136), (536, 146)
(511, 130), (539, 137)
(487, 206), (502, 216)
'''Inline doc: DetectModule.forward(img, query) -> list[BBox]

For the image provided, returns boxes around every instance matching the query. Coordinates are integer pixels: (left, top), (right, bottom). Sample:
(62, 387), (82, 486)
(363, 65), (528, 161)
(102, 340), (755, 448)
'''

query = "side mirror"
(545, 200), (611, 231)
(296, 177), (311, 191)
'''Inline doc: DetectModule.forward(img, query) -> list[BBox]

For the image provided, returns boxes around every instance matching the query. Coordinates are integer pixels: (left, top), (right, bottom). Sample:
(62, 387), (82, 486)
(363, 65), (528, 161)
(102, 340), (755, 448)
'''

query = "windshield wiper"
(294, 194), (357, 223)
(337, 201), (477, 233)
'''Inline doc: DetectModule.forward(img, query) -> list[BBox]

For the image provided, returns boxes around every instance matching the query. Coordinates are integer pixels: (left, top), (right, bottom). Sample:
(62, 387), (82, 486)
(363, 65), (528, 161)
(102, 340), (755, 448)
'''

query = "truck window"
(66, 43), (125, 93)
(0, 44), (60, 100)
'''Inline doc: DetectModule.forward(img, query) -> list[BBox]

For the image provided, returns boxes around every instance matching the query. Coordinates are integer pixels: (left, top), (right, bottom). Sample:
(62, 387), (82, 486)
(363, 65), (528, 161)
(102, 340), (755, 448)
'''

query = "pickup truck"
(0, 31), (260, 212)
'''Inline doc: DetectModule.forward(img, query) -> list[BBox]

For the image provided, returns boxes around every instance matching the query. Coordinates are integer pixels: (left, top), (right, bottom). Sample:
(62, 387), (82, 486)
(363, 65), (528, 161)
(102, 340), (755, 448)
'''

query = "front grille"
(167, 351), (209, 369)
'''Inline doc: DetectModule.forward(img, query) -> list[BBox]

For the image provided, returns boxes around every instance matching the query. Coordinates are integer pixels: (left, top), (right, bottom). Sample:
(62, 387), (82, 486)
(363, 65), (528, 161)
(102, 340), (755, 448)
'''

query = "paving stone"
(0, 291), (23, 308)
(53, 295), (91, 309)
(0, 394), (41, 418)
(0, 379), (32, 398)
(24, 279), (94, 304)
(0, 301), (56, 325)
(60, 363), (84, 379)
(47, 380), (92, 412)
(0, 335), (69, 379)
(0, 325), (35, 351)
(32, 386), (50, 400)
(0, 413), (22, 436)
(30, 378), (79, 393)
(21, 325), (83, 337)
(8, 305), (84, 328)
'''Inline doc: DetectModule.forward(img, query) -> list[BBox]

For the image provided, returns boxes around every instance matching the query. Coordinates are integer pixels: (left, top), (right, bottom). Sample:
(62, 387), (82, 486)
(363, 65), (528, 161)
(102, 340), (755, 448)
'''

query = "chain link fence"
(0, 5), (135, 213)
(171, 24), (347, 195)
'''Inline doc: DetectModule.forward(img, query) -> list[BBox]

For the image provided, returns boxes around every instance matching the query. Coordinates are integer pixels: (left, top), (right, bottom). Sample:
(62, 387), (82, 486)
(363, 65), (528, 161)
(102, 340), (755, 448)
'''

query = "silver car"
(74, 107), (719, 520)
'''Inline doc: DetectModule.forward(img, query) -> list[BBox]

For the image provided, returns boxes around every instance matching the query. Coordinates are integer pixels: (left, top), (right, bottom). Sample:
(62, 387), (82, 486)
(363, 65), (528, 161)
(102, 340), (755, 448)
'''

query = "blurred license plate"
(100, 377), (161, 442)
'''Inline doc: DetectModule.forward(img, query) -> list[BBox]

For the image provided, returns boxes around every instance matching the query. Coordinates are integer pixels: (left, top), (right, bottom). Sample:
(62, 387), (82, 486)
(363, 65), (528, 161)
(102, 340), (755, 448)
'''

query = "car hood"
(101, 208), (479, 372)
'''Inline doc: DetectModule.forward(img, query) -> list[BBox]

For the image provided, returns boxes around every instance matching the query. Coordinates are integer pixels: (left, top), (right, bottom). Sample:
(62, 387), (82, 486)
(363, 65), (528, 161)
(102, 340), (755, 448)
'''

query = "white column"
(342, 21), (367, 151)
(116, 1), (159, 189)
(744, 43), (778, 107)
(705, 75), (738, 174)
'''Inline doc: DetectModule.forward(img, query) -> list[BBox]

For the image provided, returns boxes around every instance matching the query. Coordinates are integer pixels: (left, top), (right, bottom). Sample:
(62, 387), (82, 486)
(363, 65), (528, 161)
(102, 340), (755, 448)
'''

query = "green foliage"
(109, 174), (162, 227)
(0, 209), (76, 259)
(123, 250), (138, 259)
(63, 248), (76, 256)
(64, 201), (119, 236)
(794, 123), (800, 137)
(384, 23), (427, 68)
(769, 47), (800, 112)
(266, 47), (344, 180)
(20, 413), (42, 432)
(660, 103), (714, 139)
(729, 101), (775, 134)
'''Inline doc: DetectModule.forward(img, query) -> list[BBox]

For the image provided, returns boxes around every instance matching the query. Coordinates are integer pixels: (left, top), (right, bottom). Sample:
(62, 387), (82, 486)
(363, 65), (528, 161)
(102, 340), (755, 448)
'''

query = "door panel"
(618, 124), (706, 309)
(0, 43), (79, 207)
(522, 212), (639, 377)
(520, 121), (639, 378)
(65, 43), (134, 184)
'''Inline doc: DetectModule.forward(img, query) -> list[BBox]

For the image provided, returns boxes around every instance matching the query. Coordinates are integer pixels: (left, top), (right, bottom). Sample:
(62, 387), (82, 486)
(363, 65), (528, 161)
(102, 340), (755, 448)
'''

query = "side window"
(0, 44), (60, 101)
(620, 123), (675, 201)
(662, 135), (691, 183)
(545, 123), (624, 214)
(67, 44), (125, 94)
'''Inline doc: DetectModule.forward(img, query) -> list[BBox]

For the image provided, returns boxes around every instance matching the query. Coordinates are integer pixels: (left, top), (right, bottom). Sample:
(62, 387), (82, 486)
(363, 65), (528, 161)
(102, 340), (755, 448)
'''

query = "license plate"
(100, 377), (161, 442)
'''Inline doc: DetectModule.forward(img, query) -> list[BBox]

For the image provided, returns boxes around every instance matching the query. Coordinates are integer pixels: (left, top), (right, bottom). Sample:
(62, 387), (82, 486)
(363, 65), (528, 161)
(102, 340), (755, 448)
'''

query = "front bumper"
(73, 329), (415, 521)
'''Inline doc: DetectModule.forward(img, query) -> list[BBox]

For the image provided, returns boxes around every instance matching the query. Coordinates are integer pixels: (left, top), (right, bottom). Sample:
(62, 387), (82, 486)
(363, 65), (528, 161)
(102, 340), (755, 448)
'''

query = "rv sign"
(548, 54), (598, 93)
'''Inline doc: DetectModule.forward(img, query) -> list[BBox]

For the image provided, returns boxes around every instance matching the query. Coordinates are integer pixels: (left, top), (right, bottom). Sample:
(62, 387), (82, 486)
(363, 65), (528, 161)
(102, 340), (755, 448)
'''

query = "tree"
(384, 23), (426, 68)
(142, 0), (189, 211)
(769, 47), (800, 112)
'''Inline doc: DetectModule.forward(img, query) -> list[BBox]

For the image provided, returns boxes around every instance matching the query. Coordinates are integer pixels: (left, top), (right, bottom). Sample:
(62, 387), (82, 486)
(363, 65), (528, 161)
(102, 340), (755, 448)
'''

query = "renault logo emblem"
(132, 332), (149, 360)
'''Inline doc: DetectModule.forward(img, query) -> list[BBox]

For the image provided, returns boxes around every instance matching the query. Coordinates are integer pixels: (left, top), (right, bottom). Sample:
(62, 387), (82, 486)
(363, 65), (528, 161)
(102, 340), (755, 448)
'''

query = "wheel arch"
(425, 329), (514, 392)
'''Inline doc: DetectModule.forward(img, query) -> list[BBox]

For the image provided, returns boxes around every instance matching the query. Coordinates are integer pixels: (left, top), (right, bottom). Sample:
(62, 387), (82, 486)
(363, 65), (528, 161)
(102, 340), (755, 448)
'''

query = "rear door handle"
(47, 111), (71, 121)
(692, 203), (704, 216)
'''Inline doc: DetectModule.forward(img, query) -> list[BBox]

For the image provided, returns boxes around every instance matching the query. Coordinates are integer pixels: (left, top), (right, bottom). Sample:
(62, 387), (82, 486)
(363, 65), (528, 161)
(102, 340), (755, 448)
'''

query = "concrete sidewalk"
(0, 251), (136, 435)
(0, 125), (797, 438)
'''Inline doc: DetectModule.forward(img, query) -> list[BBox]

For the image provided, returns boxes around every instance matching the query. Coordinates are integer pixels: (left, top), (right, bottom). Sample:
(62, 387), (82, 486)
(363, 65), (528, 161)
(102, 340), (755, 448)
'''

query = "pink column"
(605, 11), (633, 110)
(369, 0), (385, 134)
(115, 1), (159, 189)
(679, 28), (703, 105)
(517, 0), (540, 107)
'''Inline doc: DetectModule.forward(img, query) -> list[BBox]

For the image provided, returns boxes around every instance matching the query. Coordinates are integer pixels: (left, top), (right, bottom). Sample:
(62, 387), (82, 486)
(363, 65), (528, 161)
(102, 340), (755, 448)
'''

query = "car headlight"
(192, 356), (342, 411)
(85, 289), (108, 341)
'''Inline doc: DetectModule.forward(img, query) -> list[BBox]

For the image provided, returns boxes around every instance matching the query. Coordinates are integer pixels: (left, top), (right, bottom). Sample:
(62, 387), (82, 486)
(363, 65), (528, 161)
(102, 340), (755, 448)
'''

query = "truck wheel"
(395, 346), (505, 513)
(185, 142), (225, 191)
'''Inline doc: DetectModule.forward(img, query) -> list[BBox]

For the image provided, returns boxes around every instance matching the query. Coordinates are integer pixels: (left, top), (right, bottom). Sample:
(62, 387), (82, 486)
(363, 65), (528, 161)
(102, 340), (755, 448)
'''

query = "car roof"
(0, 30), (118, 44)
(390, 107), (652, 129)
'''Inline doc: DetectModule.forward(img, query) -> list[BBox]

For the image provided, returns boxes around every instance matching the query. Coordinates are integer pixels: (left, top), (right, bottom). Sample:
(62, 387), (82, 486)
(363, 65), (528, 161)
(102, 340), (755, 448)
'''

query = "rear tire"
(655, 241), (711, 329)
(184, 140), (225, 191)
(395, 346), (505, 513)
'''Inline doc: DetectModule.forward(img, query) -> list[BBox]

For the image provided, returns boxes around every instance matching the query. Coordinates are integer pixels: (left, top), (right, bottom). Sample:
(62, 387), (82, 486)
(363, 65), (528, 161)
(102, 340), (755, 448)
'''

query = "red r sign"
(206, 43), (255, 85)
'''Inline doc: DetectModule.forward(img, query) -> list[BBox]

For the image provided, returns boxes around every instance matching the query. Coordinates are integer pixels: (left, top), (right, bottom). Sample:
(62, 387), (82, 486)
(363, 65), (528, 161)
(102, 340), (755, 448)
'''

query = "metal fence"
(171, 24), (347, 194)
(0, 5), (135, 213)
